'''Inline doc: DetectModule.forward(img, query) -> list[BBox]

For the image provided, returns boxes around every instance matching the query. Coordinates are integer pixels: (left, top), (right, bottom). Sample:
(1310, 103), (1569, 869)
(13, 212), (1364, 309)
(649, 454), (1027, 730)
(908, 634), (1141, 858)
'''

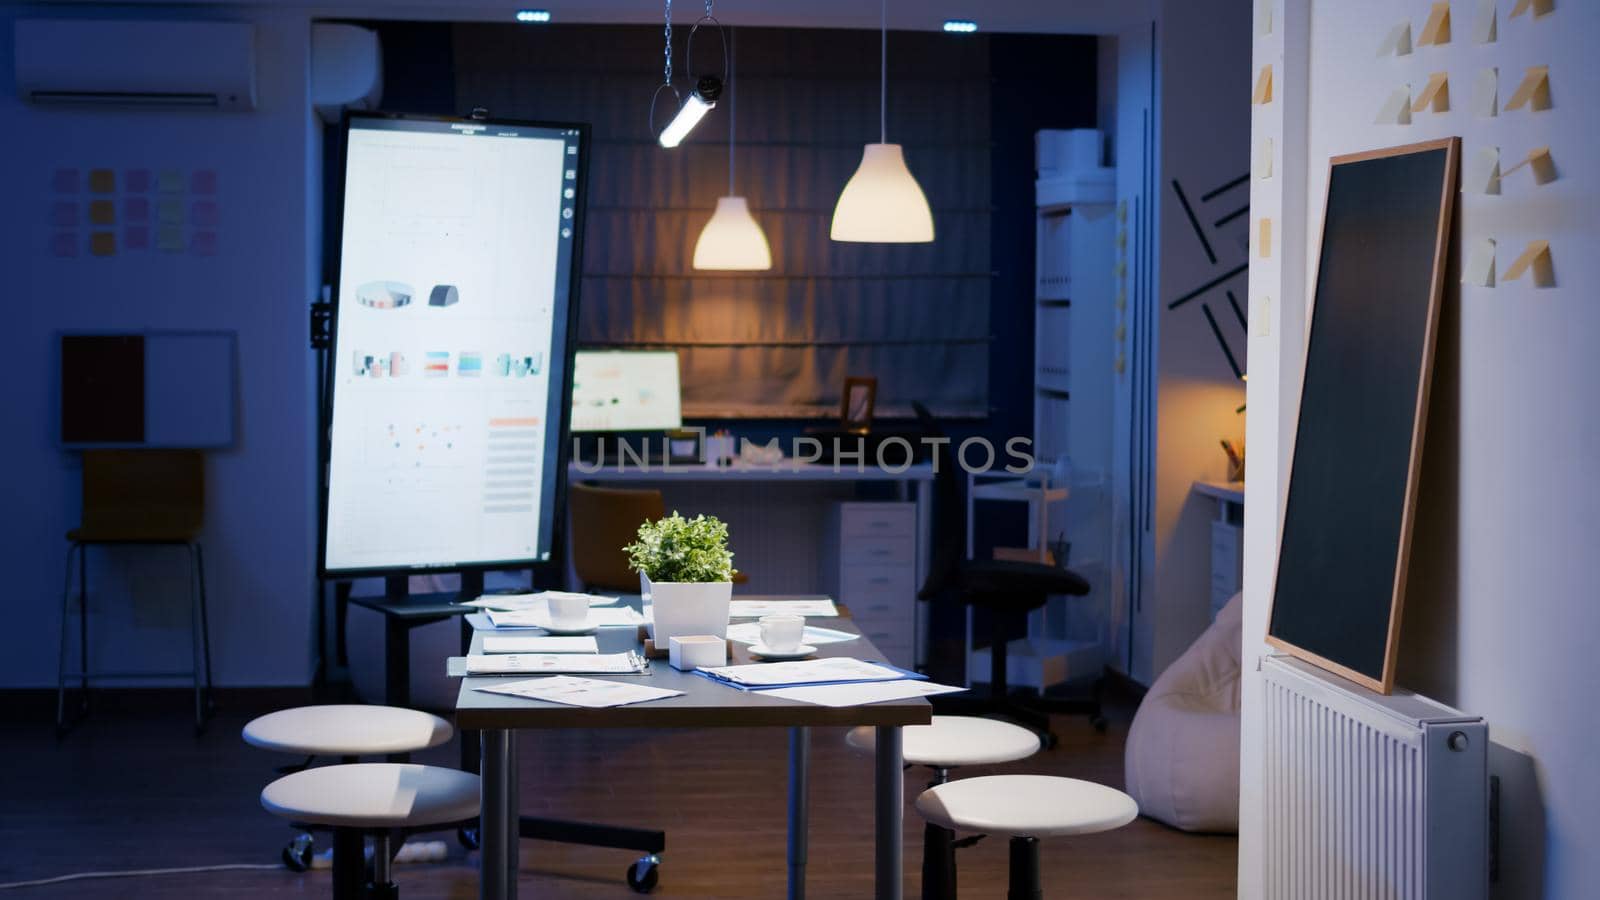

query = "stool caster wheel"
(626, 854), (660, 893)
(282, 832), (315, 871)
(1090, 714), (1108, 733)
(457, 826), (480, 850)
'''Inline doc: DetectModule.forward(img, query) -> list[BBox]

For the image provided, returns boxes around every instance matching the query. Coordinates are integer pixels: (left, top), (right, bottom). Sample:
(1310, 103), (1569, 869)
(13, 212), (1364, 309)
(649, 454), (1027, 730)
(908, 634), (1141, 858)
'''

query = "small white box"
(669, 634), (727, 671)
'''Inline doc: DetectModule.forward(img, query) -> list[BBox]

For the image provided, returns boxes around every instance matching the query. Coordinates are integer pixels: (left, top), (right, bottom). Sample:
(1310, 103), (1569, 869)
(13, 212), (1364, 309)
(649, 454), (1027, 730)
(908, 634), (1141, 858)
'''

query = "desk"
(455, 596), (931, 900)
(567, 461), (935, 668)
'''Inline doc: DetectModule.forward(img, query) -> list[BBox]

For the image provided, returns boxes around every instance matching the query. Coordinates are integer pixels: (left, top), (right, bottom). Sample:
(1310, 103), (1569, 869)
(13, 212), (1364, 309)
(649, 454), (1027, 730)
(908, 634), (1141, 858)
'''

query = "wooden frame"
(1265, 137), (1460, 694)
(840, 376), (877, 433)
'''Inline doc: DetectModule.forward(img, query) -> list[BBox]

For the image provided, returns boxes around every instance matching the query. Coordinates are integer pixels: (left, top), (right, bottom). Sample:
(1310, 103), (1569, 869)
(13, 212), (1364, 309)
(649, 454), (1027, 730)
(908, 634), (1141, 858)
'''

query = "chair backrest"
(568, 482), (666, 592)
(79, 449), (205, 540)
(912, 403), (966, 599)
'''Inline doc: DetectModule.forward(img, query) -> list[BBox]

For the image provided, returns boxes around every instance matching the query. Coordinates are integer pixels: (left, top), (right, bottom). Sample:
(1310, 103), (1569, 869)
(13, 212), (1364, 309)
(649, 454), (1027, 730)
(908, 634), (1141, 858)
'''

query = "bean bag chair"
(1124, 592), (1242, 833)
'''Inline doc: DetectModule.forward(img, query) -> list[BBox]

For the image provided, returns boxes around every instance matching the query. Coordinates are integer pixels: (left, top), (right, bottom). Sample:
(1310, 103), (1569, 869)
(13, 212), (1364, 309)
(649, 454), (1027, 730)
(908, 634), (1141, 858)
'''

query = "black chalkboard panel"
(1267, 138), (1459, 694)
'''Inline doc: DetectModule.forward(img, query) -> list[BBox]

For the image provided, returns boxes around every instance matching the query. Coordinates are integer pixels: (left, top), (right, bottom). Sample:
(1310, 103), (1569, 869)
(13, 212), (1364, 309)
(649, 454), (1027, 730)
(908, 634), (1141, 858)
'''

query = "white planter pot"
(641, 572), (732, 643)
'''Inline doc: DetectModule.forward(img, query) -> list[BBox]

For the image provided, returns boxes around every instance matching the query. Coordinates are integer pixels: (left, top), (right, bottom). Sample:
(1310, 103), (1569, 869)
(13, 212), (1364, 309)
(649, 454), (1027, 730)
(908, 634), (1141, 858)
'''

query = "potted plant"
(624, 512), (736, 643)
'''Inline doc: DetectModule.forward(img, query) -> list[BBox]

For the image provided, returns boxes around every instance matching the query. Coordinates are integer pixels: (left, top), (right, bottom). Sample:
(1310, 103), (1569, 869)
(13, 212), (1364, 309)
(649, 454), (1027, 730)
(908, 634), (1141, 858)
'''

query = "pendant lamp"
(693, 28), (772, 270)
(830, 0), (935, 243)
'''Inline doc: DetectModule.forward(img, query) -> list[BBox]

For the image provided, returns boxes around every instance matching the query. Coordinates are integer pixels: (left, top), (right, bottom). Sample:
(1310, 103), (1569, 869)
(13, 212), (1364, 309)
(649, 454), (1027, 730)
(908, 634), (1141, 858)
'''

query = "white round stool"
(261, 763), (480, 900)
(243, 705), (453, 758)
(915, 775), (1139, 900)
(847, 717), (1041, 900)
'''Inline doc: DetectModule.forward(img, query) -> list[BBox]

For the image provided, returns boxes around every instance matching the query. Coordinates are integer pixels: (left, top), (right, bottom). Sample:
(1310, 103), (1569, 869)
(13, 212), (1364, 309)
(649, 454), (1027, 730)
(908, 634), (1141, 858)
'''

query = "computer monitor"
(321, 112), (588, 577)
(570, 350), (684, 433)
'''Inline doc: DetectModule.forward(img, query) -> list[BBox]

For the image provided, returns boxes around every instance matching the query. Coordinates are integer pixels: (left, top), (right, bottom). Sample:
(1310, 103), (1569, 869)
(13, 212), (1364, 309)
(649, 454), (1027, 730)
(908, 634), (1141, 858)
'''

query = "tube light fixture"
(515, 10), (551, 23)
(942, 20), (978, 33)
(659, 76), (722, 148)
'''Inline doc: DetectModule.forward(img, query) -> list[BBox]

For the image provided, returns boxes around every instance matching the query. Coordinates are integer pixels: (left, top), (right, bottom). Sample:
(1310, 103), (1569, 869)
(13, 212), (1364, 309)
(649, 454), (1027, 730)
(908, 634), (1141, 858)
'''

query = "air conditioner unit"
(14, 19), (257, 111)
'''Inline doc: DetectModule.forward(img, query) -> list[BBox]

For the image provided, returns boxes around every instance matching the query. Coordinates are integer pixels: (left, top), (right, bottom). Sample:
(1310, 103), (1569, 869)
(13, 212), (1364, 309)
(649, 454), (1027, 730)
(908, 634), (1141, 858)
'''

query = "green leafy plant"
(624, 512), (735, 583)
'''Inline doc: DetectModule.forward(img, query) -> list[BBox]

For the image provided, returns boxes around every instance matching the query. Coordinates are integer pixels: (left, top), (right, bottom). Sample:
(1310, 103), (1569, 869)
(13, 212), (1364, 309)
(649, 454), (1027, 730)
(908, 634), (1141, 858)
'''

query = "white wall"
(0, 6), (321, 686)
(1242, 2), (1600, 897)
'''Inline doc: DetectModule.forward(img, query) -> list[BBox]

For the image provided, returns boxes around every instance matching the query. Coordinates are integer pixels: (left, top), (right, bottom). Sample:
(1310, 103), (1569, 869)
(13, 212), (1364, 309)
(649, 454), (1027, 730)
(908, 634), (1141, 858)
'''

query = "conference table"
(452, 596), (933, 900)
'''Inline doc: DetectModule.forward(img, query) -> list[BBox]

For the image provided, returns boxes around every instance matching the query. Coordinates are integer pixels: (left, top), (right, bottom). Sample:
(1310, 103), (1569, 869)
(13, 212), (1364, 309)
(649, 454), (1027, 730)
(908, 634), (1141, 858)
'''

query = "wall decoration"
(1510, 0), (1555, 20)
(1418, 2), (1452, 46)
(1166, 172), (1251, 380)
(125, 197), (150, 222)
(156, 224), (184, 252)
(88, 169), (115, 193)
(88, 200), (115, 226)
(1377, 21), (1413, 57)
(1465, 145), (1500, 194)
(124, 226), (149, 251)
(157, 197), (184, 225)
(89, 232), (115, 257)
(51, 169), (79, 193)
(1258, 218), (1273, 258)
(1502, 146), (1557, 184)
(1412, 72), (1450, 113)
(1503, 240), (1554, 286)
(50, 232), (78, 258)
(50, 202), (76, 227)
(1252, 65), (1274, 104)
(1505, 65), (1551, 111)
(1474, 0), (1498, 43)
(1473, 67), (1499, 116)
(1254, 138), (1275, 180)
(1464, 237), (1496, 286)
(157, 170), (184, 193)
(1376, 85), (1413, 124)
(840, 376), (877, 433)
(1256, 0), (1273, 36)
(125, 169), (151, 193)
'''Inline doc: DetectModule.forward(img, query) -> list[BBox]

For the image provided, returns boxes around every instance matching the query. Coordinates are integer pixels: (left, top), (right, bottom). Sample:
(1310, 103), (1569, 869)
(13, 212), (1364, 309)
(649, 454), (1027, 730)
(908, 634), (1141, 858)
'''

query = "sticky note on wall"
(1510, 0), (1555, 19)
(1258, 218), (1273, 258)
(1464, 238), (1496, 287)
(1503, 240), (1553, 286)
(1473, 68), (1499, 116)
(88, 200), (115, 225)
(1503, 146), (1557, 184)
(88, 169), (115, 194)
(1255, 137), (1275, 180)
(1475, 0), (1498, 43)
(90, 232), (116, 257)
(1505, 65), (1551, 111)
(1256, 0), (1274, 36)
(1253, 65), (1274, 104)
(1465, 146), (1501, 194)
(1376, 86), (1413, 124)
(1378, 21), (1413, 57)
(1412, 72), (1450, 112)
(1418, 2), (1452, 46)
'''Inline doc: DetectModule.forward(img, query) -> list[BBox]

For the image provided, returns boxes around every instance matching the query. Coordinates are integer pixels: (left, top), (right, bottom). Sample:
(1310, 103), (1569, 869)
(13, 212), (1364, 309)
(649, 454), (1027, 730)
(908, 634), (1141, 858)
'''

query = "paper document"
(727, 598), (838, 618)
(486, 607), (644, 629)
(482, 636), (600, 654)
(764, 680), (967, 708)
(698, 657), (918, 690)
(477, 675), (683, 709)
(462, 652), (646, 675)
(463, 591), (620, 611)
(725, 623), (859, 645)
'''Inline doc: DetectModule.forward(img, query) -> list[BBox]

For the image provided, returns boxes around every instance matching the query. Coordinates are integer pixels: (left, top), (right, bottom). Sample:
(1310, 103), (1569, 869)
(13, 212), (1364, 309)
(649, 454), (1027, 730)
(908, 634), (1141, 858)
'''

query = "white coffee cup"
(548, 595), (590, 630)
(758, 614), (805, 652)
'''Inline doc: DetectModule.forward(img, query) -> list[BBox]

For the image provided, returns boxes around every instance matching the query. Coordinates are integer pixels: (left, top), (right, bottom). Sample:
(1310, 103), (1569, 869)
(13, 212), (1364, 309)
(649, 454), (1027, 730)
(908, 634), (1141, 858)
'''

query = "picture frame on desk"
(841, 376), (877, 434)
(664, 428), (703, 464)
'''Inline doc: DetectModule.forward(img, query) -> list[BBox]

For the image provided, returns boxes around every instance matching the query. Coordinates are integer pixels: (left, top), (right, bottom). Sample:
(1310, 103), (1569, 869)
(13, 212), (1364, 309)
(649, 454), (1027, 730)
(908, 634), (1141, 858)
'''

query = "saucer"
(538, 622), (599, 636)
(748, 643), (818, 661)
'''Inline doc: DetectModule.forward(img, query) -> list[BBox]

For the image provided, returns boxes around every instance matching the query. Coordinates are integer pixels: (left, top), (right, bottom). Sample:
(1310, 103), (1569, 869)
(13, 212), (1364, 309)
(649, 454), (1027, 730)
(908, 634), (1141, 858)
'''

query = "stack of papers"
(727, 598), (838, 618)
(696, 657), (921, 691)
(459, 652), (647, 675)
(482, 636), (599, 654)
(764, 680), (966, 708)
(476, 675), (683, 709)
(484, 607), (645, 630)
(724, 623), (858, 645)
(461, 591), (621, 611)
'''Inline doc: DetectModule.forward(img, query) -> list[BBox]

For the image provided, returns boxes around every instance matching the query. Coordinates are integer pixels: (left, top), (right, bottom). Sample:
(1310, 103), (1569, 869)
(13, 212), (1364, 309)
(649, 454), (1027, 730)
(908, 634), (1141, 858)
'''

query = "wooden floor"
(0, 700), (1235, 898)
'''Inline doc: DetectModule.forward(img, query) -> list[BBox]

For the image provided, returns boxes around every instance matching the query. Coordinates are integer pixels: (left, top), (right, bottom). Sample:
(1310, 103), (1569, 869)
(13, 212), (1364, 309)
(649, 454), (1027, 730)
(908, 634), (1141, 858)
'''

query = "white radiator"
(1261, 656), (1488, 900)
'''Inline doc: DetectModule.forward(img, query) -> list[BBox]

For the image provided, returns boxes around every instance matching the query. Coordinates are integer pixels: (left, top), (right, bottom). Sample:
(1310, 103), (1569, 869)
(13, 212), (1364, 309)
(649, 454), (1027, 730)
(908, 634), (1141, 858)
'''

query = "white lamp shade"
(830, 143), (935, 243)
(692, 196), (773, 270)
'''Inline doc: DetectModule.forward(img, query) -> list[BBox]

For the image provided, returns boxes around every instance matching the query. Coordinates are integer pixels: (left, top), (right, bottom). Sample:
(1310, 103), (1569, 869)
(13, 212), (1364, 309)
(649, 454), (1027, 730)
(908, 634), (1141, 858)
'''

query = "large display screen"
(322, 114), (585, 575)
(571, 350), (683, 433)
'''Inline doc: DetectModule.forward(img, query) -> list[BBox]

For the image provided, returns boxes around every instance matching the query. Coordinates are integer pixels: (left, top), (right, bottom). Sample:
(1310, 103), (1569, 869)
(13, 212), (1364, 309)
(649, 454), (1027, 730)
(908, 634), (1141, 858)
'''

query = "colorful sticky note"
(51, 202), (78, 227)
(88, 169), (115, 193)
(125, 169), (152, 193)
(1252, 65), (1274, 104)
(1464, 238), (1496, 287)
(157, 198), (185, 225)
(1256, 0), (1273, 36)
(1255, 137), (1275, 180)
(1505, 65), (1551, 111)
(1258, 218), (1273, 258)
(89, 200), (116, 225)
(1418, 2), (1452, 46)
(1412, 72), (1450, 113)
(1473, 68), (1499, 117)
(1466, 146), (1501, 195)
(90, 232), (116, 257)
(1376, 86), (1413, 124)
(1510, 0), (1555, 19)
(157, 170), (185, 193)
(157, 224), (185, 252)
(1503, 240), (1553, 286)
(191, 231), (219, 256)
(1377, 21), (1413, 57)
(124, 197), (151, 222)
(1503, 146), (1557, 185)
(124, 225), (151, 251)
(1255, 296), (1272, 337)
(191, 170), (218, 195)
(52, 169), (80, 193)
(50, 232), (79, 258)
(191, 201), (220, 228)
(1474, 0), (1498, 43)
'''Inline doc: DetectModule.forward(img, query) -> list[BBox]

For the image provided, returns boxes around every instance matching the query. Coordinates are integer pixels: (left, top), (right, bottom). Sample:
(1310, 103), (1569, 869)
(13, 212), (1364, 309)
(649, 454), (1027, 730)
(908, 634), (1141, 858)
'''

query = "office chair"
(57, 449), (214, 734)
(912, 404), (1104, 747)
(570, 482), (747, 590)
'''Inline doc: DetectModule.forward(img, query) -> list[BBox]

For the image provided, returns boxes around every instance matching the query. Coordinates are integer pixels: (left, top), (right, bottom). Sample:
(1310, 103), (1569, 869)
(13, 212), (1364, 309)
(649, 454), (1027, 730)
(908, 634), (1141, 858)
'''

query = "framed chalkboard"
(1266, 138), (1459, 694)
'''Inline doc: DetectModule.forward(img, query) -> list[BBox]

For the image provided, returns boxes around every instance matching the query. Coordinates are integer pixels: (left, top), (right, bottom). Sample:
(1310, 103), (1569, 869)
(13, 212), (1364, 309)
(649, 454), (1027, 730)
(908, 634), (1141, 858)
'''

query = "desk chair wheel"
(457, 825), (480, 851)
(626, 854), (661, 893)
(282, 832), (315, 871)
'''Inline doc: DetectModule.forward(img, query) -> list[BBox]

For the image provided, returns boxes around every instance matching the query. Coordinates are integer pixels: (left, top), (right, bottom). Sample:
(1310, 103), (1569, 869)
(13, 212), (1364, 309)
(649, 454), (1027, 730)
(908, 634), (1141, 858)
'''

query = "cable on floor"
(0, 863), (282, 891)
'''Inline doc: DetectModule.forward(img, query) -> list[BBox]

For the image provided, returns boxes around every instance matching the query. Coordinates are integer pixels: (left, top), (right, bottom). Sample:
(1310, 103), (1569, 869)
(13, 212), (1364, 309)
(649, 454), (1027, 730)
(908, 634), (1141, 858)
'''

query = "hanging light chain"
(663, 0), (673, 86)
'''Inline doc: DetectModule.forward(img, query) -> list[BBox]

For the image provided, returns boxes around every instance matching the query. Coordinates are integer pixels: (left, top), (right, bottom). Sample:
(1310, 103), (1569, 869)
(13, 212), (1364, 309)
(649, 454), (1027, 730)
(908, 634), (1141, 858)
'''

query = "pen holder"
(669, 634), (728, 671)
